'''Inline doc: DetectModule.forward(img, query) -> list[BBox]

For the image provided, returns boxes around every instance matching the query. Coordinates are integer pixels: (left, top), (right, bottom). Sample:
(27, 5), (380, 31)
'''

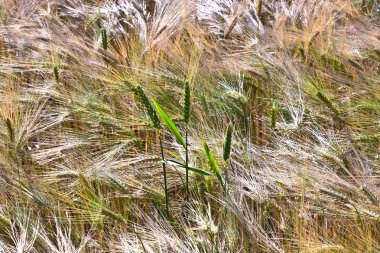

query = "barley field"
(0, 0), (379, 252)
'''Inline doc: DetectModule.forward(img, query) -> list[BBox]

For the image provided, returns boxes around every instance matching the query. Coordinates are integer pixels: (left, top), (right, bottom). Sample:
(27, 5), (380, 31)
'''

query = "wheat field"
(0, 0), (379, 252)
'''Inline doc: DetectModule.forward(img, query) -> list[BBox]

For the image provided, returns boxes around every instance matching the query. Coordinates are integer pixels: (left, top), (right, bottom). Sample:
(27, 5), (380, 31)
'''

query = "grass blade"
(164, 159), (212, 176)
(152, 99), (185, 147)
(203, 141), (224, 190)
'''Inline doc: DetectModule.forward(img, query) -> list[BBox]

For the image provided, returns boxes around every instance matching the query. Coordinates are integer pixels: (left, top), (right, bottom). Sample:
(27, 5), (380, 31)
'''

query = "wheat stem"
(159, 132), (169, 212)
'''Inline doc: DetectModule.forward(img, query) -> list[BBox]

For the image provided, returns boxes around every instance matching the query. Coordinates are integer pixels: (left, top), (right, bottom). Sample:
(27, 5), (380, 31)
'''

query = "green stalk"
(184, 81), (190, 197)
(132, 85), (169, 212)
(185, 130), (189, 197)
(159, 132), (169, 212)
(134, 227), (147, 253)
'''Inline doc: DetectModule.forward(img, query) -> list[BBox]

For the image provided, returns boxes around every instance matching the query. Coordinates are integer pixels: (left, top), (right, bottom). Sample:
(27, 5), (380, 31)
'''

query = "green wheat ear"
(362, 185), (379, 205)
(316, 90), (339, 115)
(101, 26), (108, 51)
(5, 118), (14, 143)
(184, 80), (190, 125)
(223, 124), (233, 161)
(133, 86), (160, 129)
(320, 188), (349, 203)
(53, 66), (60, 83)
(0, 214), (10, 229)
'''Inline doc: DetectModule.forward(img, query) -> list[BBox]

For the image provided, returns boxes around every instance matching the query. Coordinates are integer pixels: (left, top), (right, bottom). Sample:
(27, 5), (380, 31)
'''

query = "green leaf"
(152, 99), (185, 147)
(164, 159), (212, 176)
(203, 141), (224, 189)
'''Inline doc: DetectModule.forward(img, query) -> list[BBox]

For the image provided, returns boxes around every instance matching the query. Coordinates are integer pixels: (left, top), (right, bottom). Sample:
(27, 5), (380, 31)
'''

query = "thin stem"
(225, 160), (229, 193)
(185, 130), (189, 198)
(134, 226), (147, 253)
(159, 132), (169, 212)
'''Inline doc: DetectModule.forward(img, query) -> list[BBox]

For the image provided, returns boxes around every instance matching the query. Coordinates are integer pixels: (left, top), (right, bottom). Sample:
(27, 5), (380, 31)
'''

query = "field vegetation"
(0, 0), (380, 252)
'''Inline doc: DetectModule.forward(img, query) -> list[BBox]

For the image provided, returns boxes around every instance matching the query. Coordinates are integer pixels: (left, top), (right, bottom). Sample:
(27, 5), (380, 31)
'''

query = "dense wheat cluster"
(0, 0), (379, 252)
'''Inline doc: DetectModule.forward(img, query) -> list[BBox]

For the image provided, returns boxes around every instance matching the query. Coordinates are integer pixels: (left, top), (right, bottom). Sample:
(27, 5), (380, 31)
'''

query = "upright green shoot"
(184, 81), (191, 196)
(132, 86), (170, 212)
(152, 97), (187, 210)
